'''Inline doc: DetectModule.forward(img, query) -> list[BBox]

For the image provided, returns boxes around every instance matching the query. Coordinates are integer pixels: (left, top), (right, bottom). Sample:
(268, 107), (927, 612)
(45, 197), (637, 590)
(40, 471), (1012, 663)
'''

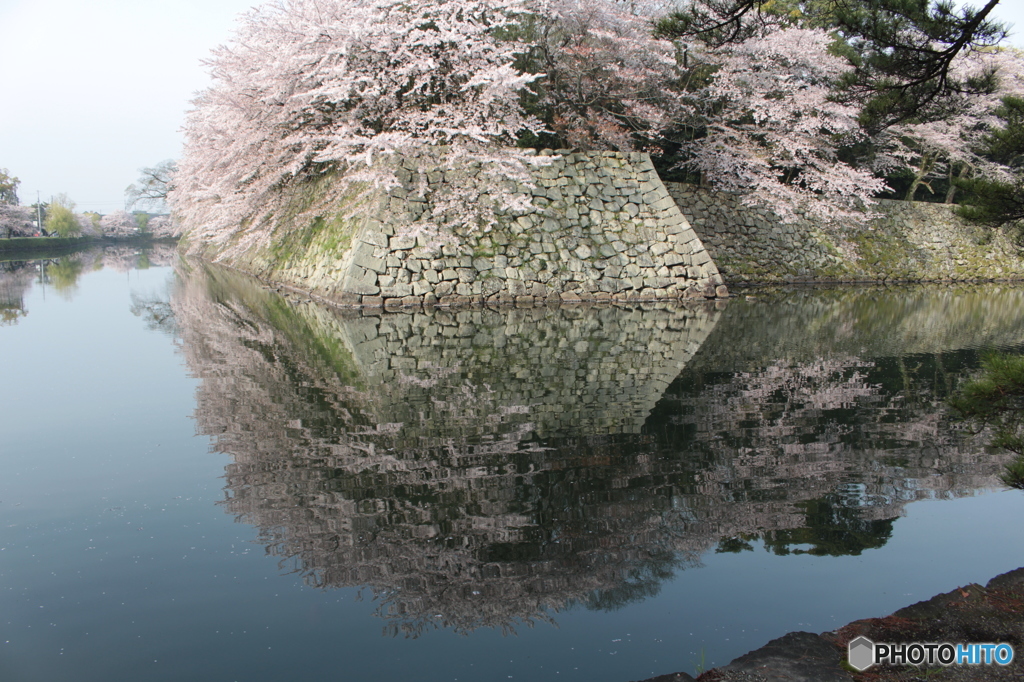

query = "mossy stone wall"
(665, 183), (1024, 284)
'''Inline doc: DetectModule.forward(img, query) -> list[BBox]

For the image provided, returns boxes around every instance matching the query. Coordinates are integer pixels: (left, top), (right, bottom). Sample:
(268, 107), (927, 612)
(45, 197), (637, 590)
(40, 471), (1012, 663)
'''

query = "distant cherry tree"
(0, 204), (35, 238)
(147, 215), (178, 238)
(101, 210), (139, 236)
(75, 212), (102, 238)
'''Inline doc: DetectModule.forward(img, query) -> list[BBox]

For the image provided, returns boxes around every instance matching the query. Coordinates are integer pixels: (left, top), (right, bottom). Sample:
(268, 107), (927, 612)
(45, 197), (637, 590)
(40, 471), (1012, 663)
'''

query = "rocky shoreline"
(635, 567), (1024, 682)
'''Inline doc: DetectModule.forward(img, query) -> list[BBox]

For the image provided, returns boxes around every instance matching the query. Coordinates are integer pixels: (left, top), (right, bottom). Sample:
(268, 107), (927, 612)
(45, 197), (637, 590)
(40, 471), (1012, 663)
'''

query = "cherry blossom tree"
(147, 215), (179, 238)
(682, 27), (888, 224)
(522, 0), (689, 151)
(0, 168), (32, 237)
(656, 0), (1010, 131)
(172, 0), (545, 251)
(174, 0), (944, 244)
(877, 47), (1024, 203)
(0, 204), (35, 238)
(101, 210), (139, 236)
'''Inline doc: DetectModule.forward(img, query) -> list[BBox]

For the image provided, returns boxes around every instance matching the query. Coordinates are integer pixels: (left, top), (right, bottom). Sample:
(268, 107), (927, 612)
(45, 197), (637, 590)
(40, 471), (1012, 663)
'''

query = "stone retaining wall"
(193, 151), (726, 308)
(665, 182), (1024, 284)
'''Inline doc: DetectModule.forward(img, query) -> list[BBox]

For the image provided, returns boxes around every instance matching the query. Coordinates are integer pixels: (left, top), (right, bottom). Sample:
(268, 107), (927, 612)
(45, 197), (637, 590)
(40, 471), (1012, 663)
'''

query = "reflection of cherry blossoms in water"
(0, 260), (35, 324)
(173, 261), (1021, 636)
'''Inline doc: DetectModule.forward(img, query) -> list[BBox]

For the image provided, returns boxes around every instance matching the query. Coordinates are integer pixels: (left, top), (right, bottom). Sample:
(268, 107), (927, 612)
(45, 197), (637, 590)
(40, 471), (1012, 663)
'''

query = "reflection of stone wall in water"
(174, 262), (1018, 635)
(176, 261), (723, 634)
(687, 285), (1024, 372)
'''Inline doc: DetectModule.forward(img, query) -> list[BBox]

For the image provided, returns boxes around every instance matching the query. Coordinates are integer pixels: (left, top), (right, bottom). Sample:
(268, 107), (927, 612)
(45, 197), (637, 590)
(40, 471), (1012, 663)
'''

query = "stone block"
(663, 251), (686, 267)
(389, 235), (416, 250)
(352, 243), (386, 274)
(360, 230), (388, 248)
(343, 266), (380, 295)
(380, 282), (413, 298)
(650, 242), (672, 257)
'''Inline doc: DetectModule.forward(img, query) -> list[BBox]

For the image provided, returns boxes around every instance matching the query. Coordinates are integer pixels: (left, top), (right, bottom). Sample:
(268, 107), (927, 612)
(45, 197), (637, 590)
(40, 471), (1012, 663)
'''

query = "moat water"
(2, 245), (1023, 682)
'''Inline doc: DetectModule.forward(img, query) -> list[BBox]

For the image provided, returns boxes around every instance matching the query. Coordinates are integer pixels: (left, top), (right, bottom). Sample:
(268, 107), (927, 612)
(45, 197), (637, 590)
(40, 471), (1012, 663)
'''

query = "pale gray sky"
(0, 0), (1022, 214)
(0, 0), (258, 213)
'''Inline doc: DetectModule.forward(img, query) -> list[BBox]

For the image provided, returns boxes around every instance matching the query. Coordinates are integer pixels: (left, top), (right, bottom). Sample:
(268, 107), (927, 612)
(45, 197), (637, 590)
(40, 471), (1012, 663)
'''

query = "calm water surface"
(2, 245), (1023, 682)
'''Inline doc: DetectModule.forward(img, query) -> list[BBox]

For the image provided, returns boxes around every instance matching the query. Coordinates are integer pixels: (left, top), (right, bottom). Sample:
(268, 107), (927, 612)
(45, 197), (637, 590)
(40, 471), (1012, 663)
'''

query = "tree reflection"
(46, 257), (84, 299)
(762, 495), (894, 556)
(0, 261), (33, 325)
(173, 262), (1021, 636)
(129, 285), (177, 337)
(0, 244), (180, 309)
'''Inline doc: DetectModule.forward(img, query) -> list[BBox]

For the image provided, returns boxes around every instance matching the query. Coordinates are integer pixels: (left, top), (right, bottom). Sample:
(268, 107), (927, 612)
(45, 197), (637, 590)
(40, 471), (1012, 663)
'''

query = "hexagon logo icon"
(848, 636), (876, 671)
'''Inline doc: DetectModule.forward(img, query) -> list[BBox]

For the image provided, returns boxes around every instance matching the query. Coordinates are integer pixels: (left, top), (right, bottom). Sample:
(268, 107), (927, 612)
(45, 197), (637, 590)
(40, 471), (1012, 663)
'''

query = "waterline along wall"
(185, 151), (727, 308)
(666, 183), (1024, 284)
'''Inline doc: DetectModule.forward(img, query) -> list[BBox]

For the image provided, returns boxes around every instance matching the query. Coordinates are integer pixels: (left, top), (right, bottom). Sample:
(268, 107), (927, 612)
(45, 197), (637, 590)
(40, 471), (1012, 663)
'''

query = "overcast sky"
(1, 0), (1023, 215)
